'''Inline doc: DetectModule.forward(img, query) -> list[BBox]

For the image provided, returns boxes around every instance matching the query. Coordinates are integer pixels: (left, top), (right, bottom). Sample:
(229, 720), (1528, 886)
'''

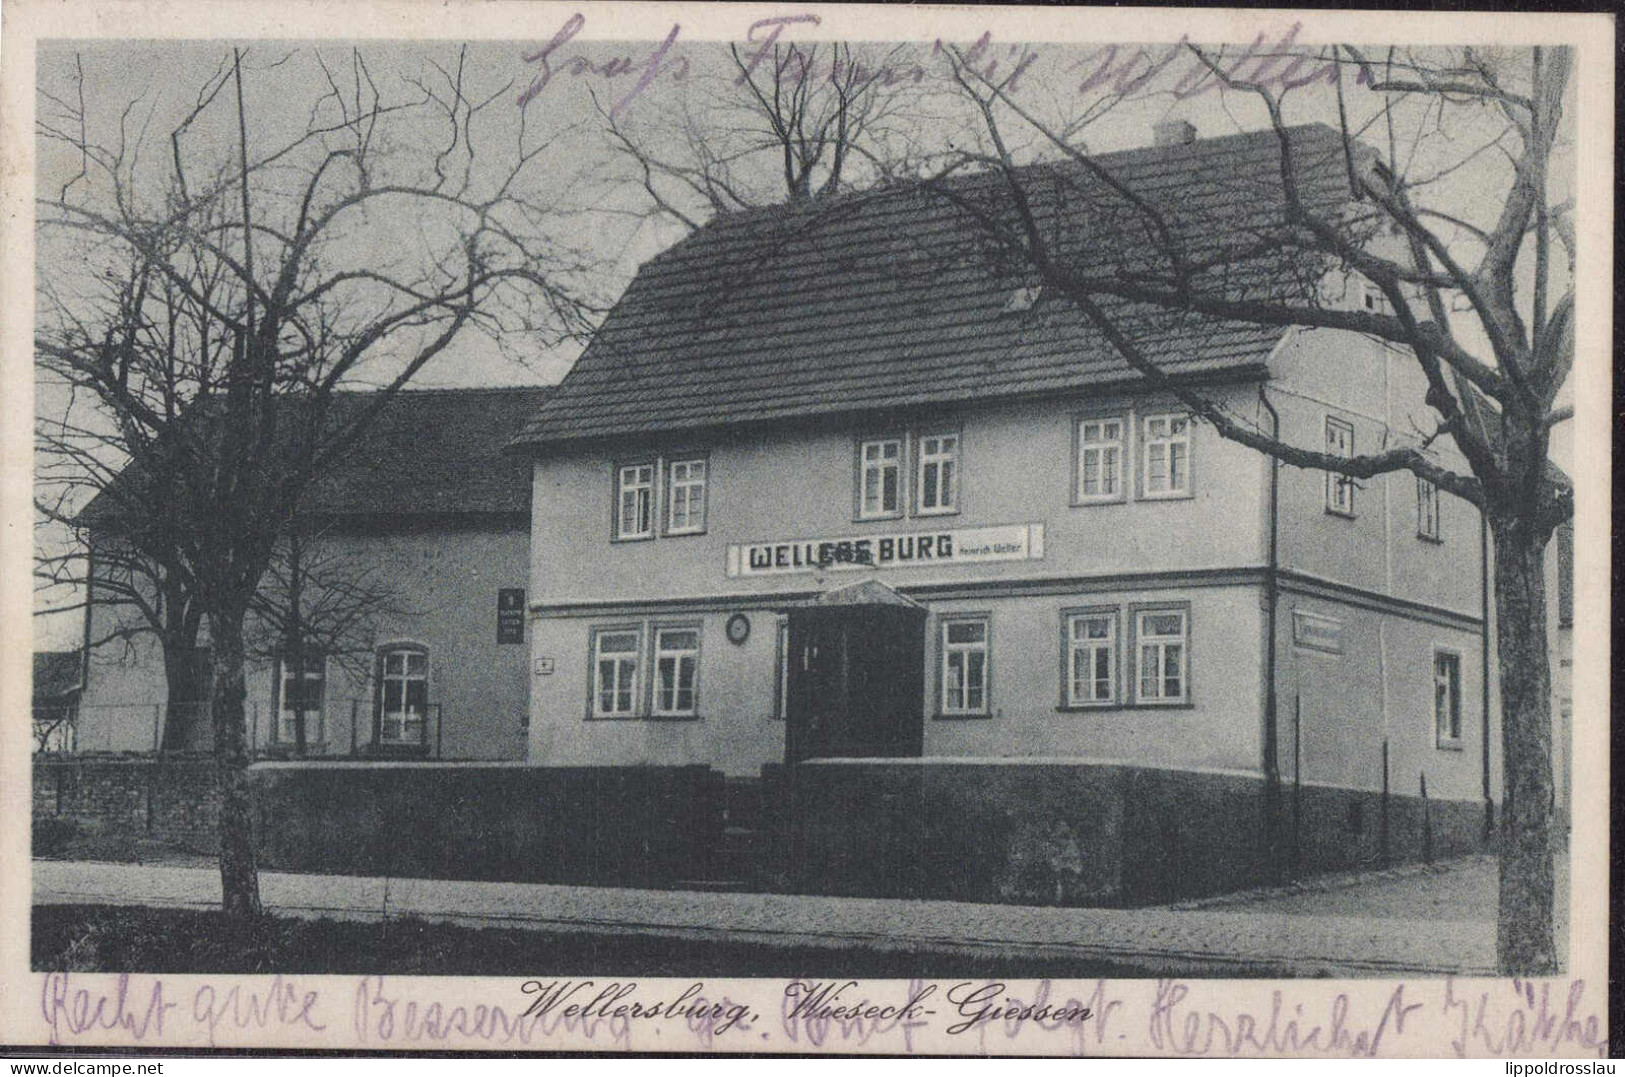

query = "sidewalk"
(33, 857), (1504, 977)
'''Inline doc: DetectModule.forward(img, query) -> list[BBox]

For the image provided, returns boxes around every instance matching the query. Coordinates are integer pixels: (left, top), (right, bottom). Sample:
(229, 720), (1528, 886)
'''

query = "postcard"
(1, 0), (1612, 1057)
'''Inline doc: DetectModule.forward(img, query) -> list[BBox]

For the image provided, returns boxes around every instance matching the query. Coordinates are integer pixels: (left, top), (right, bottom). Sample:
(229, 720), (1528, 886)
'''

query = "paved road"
(33, 855), (1514, 977)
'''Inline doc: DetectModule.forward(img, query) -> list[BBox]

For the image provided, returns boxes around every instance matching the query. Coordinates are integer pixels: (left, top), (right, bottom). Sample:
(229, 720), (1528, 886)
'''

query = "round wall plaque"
(725, 612), (751, 645)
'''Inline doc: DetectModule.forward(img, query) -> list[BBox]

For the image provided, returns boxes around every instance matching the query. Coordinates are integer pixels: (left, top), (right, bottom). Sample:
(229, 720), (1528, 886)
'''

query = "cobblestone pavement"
(32, 855), (1530, 978)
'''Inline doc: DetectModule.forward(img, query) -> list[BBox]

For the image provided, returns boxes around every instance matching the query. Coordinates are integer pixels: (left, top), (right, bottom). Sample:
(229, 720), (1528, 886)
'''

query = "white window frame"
(1075, 415), (1127, 504)
(939, 615), (991, 717)
(1434, 648), (1463, 747)
(590, 626), (643, 718)
(857, 437), (904, 520)
(665, 457), (708, 535)
(615, 462), (656, 540)
(377, 646), (429, 745)
(1417, 476), (1441, 541)
(277, 651), (327, 743)
(1065, 609), (1118, 707)
(915, 432), (959, 516)
(1325, 416), (1356, 517)
(651, 625), (702, 718)
(1134, 607), (1190, 705)
(1141, 413), (1192, 499)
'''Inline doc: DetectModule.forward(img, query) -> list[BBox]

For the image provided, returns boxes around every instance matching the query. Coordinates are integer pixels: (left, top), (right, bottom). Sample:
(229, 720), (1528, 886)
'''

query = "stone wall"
(33, 757), (725, 885)
(772, 762), (1489, 907)
(33, 755), (220, 852)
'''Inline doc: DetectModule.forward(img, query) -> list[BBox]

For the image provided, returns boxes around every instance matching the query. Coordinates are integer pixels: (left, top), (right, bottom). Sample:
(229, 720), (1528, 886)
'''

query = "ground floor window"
(939, 615), (990, 716)
(378, 646), (428, 744)
(652, 626), (700, 717)
(1434, 649), (1462, 746)
(277, 652), (326, 743)
(1065, 609), (1118, 706)
(1134, 607), (1189, 704)
(591, 626), (642, 718)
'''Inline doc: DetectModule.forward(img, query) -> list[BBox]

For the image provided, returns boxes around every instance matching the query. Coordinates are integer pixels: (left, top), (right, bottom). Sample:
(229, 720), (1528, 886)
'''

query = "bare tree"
(927, 43), (1573, 973)
(598, 39), (941, 230)
(35, 45), (594, 916)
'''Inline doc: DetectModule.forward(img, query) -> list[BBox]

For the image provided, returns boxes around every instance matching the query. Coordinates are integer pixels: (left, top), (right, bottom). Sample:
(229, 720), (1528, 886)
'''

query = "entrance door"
(784, 605), (925, 763)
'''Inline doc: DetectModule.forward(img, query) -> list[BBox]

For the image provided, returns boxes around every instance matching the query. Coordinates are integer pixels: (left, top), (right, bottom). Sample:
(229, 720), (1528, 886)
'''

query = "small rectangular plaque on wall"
(497, 588), (526, 644)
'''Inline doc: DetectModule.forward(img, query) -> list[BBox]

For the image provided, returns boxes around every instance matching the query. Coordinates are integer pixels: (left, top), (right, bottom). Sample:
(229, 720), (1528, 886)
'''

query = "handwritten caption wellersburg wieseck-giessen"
(36, 974), (1606, 1055)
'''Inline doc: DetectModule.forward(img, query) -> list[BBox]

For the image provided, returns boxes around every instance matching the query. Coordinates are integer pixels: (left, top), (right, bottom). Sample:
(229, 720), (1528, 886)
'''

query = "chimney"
(1153, 119), (1198, 148)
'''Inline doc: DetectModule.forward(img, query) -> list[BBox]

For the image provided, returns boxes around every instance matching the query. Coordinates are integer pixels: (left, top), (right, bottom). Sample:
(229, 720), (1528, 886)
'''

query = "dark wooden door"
(785, 605), (925, 763)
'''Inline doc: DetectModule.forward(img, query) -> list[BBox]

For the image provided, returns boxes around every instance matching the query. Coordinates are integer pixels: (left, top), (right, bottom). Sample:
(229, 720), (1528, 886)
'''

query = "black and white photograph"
(4, 0), (1612, 1057)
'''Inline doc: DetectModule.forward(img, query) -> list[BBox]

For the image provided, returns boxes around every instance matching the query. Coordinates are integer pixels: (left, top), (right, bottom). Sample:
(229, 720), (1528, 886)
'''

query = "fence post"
(152, 704), (162, 753)
(350, 699), (358, 758)
(435, 704), (443, 760)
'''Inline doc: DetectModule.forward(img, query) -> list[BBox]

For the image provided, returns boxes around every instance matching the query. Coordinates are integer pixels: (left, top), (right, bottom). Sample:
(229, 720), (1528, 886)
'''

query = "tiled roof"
(513, 124), (1354, 449)
(33, 650), (83, 701)
(80, 386), (549, 530)
(302, 387), (549, 517)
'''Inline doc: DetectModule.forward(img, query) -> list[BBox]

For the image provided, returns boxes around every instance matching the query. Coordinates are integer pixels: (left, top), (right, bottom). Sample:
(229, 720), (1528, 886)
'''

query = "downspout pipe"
(1481, 511), (1494, 844)
(1259, 386), (1283, 877)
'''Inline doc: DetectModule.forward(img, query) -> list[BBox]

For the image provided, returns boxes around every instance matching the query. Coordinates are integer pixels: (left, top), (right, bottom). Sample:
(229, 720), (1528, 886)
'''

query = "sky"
(30, 33), (1577, 648)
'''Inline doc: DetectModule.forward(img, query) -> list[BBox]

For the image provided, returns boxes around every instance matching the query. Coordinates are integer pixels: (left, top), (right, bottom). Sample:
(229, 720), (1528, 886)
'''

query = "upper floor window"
(1076, 416), (1126, 503)
(1066, 610), (1118, 706)
(857, 438), (904, 520)
(652, 626), (701, 717)
(916, 433), (959, 515)
(277, 652), (326, 743)
(1141, 414), (1191, 499)
(378, 646), (428, 746)
(1325, 417), (1356, 516)
(591, 627), (642, 718)
(1417, 476), (1441, 541)
(666, 458), (708, 535)
(1434, 649), (1462, 747)
(939, 615), (990, 717)
(1135, 608), (1188, 704)
(616, 463), (656, 540)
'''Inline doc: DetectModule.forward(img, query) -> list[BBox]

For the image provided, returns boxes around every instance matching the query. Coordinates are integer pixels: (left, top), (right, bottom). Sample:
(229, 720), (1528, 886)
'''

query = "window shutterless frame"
(587, 624), (644, 719)
(1433, 646), (1464, 748)
(663, 455), (709, 536)
(274, 651), (327, 744)
(649, 622), (703, 719)
(935, 612), (992, 719)
(375, 643), (429, 747)
(914, 429), (961, 517)
(1417, 475), (1442, 542)
(853, 435), (906, 521)
(1073, 411), (1129, 505)
(1058, 606), (1120, 709)
(611, 460), (658, 542)
(1138, 412), (1193, 500)
(1324, 416), (1356, 517)
(1128, 602), (1192, 706)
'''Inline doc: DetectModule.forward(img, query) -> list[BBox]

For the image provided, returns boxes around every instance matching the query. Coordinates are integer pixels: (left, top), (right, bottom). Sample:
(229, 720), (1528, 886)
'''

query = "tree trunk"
(209, 603), (263, 918)
(161, 644), (206, 752)
(1490, 517), (1557, 974)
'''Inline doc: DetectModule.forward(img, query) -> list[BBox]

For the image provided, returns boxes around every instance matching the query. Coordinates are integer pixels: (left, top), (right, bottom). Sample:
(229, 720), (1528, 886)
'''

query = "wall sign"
(1293, 610), (1344, 654)
(497, 588), (526, 644)
(725, 613), (751, 644)
(726, 523), (1044, 578)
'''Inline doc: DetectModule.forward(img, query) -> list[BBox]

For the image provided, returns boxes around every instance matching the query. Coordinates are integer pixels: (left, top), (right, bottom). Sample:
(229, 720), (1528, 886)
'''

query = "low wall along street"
(768, 762), (1487, 906)
(33, 757), (725, 886)
(32, 757), (1483, 902)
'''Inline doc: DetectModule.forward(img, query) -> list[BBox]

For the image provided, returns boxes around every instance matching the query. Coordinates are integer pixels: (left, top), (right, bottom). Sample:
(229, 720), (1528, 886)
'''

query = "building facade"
(74, 387), (545, 761)
(511, 124), (1504, 896)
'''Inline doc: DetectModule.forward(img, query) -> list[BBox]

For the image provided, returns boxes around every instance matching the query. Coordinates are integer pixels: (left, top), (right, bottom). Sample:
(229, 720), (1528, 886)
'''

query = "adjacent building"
(72, 387), (546, 760)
